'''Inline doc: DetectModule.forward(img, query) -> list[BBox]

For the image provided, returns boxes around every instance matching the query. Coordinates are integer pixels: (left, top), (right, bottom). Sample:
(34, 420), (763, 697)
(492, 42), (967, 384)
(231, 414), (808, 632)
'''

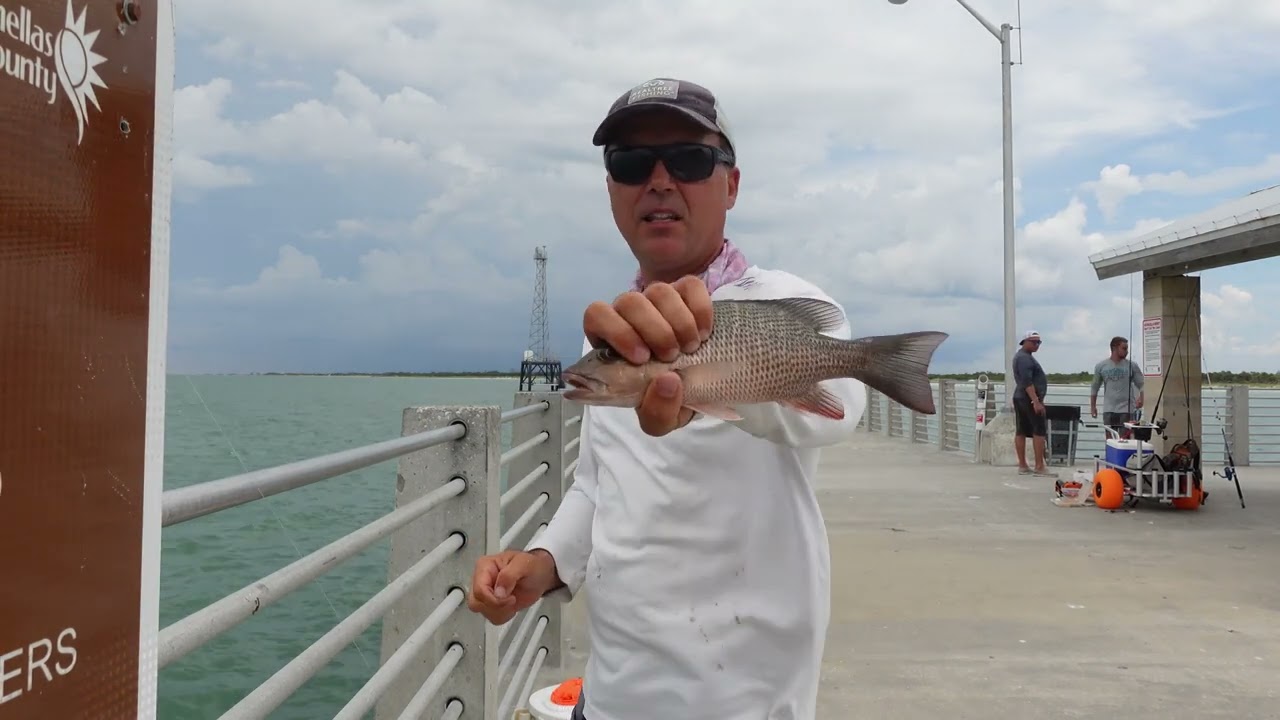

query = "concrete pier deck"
(538, 432), (1280, 719)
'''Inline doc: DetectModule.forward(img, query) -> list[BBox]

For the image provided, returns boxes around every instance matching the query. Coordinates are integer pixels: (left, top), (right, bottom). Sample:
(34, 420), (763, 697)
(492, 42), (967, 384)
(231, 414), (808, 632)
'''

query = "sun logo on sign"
(53, 0), (108, 145)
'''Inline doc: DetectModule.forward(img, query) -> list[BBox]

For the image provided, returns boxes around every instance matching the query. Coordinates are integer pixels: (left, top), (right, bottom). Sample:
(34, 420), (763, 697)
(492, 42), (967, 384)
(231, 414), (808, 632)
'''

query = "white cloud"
(1198, 282), (1280, 367)
(173, 79), (255, 193)
(167, 0), (1280, 373)
(231, 244), (343, 291)
(1083, 156), (1280, 219)
(1087, 165), (1144, 221)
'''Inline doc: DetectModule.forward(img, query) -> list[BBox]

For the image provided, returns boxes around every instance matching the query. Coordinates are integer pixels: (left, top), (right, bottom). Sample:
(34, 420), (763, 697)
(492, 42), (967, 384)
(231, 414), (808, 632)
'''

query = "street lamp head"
(887, 0), (909, 4)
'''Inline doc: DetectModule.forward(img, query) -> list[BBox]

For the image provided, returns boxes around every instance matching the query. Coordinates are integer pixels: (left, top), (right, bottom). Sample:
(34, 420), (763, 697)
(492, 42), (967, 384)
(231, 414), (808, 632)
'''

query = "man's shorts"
(1013, 396), (1047, 437)
(1103, 412), (1132, 432)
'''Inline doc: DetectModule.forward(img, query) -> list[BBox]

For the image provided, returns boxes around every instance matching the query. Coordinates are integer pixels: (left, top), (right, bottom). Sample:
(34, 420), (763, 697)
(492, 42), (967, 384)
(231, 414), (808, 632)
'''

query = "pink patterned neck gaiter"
(629, 239), (750, 294)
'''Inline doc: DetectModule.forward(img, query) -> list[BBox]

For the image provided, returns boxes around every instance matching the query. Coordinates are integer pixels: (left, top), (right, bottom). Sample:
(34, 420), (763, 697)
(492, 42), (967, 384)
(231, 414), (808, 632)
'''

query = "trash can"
(1044, 404), (1081, 467)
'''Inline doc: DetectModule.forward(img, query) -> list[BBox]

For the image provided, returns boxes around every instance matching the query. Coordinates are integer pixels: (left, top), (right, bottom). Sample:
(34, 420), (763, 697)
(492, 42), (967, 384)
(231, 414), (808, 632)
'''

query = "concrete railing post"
(376, 406), (502, 720)
(941, 379), (958, 452)
(876, 389), (883, 432)
(506, 391), (566, 668)
(936, 380), (950, 451)
(1228, 385), (1251, 466)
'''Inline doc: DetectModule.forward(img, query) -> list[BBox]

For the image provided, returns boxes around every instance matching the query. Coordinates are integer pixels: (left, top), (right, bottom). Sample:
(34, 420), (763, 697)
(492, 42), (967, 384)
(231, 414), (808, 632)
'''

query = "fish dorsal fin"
(771, 297), (846, 333)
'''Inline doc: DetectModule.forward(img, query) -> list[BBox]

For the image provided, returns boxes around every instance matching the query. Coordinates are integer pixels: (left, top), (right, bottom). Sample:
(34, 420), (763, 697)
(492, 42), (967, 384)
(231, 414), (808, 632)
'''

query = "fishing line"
(1193, 307), (1224, 440)
(1183, 300), (1194, 441)
(184, 375), (373, 670)
(1129, 272), (1135, 418)
(1147, 288), (1197, 423)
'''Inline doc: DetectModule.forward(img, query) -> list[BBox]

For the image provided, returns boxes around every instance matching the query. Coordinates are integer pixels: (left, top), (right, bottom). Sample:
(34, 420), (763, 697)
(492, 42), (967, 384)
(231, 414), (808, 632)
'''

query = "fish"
(560, 297), (948, 421)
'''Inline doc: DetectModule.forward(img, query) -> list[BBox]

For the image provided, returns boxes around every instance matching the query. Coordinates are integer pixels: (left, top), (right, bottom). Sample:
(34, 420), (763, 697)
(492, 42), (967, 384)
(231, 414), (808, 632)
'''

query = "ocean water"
(159, 374), (524, 719)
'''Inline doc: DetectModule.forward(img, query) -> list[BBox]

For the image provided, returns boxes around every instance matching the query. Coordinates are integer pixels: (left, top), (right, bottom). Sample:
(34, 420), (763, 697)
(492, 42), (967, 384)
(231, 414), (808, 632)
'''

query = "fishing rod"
(1144, 287), (1195, 426)
(1215, 418), (1246, 508)
(1142, 287), (1245, 508)
(1193, 308), (1246, 508)
(1120, 291), (1196, 484)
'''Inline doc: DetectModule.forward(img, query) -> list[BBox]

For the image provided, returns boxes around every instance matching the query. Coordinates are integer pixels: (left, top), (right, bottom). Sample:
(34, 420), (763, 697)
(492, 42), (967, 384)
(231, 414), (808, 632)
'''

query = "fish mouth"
(561, 371), (603, 399)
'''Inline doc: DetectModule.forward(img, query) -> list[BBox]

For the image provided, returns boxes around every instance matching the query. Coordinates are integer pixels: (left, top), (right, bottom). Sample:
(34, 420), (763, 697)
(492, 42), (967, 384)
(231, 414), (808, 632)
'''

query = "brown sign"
(0, 0), (168, 718)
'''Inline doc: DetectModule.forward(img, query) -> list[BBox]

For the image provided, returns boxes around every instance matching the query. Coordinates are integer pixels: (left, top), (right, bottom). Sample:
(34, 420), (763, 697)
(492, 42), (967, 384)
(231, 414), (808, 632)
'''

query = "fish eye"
(598, 346), (616, 360)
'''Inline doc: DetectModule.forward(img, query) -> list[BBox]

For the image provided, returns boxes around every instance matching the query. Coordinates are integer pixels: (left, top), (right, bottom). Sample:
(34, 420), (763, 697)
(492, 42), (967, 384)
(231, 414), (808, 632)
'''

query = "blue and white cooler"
(1105, 436), (1155, 475)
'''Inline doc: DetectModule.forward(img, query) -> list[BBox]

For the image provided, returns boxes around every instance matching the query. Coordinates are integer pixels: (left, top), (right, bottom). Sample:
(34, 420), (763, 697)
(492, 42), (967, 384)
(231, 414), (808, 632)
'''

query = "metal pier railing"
(860, 380), (1280, 466)
(159, 390), (581, 720)
(156, 380), (1280, 719)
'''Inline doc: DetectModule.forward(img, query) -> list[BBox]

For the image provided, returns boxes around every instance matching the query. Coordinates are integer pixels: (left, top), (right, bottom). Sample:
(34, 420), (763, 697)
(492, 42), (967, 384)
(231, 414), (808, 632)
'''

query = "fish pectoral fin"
(674, 360), (739, 386)
(673, 362), (743, 421)
(779, 385), (846, 420)
(685, 403), (743, 422)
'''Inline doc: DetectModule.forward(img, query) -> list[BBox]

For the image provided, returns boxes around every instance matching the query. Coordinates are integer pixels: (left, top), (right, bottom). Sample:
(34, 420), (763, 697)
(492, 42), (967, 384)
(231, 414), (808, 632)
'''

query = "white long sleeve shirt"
(527, 266), (867, 720)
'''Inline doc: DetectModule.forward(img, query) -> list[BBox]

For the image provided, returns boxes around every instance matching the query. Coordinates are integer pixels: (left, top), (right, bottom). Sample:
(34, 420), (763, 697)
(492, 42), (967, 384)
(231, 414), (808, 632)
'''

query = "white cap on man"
(1020, 330), (1042, 346)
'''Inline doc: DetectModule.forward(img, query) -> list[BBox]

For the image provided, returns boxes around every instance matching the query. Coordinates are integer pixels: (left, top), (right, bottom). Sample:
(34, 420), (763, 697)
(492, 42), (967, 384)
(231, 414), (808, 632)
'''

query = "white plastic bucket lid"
(528, 678), (582, 720)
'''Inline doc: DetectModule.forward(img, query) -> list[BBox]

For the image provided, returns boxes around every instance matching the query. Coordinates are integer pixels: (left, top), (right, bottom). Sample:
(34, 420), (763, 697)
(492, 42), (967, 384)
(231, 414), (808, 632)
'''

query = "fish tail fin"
(844, 331), (949, 415)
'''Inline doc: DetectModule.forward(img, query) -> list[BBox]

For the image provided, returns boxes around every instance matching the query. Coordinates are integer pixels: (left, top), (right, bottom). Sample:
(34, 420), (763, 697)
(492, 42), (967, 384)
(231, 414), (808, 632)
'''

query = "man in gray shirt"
(1090, 335), (1144, 433)
(1011, 330), (1054, 476)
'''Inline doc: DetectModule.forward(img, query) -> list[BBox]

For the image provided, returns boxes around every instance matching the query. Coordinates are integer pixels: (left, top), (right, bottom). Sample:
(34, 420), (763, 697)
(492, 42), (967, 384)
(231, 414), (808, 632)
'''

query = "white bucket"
(527, 678), (581, 720)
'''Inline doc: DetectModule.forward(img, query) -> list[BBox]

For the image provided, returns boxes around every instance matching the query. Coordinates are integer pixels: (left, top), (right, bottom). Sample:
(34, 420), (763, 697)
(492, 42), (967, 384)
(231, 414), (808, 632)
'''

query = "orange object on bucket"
(550, 677), (583, 706)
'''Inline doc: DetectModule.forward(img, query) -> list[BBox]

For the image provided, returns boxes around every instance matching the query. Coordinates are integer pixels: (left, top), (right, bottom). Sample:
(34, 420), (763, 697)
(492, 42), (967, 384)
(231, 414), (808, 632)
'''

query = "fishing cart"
(1086, 419), (1204, 511)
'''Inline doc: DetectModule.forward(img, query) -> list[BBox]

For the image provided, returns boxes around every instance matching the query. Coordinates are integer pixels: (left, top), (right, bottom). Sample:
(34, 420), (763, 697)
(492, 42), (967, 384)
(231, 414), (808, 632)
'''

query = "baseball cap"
(1021, 330), (1042, 345)
(592, 78), (735, 154)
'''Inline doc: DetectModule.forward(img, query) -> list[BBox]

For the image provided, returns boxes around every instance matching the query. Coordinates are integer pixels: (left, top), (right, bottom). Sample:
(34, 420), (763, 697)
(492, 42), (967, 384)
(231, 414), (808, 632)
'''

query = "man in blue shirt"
(1010, 330), (1054, 476)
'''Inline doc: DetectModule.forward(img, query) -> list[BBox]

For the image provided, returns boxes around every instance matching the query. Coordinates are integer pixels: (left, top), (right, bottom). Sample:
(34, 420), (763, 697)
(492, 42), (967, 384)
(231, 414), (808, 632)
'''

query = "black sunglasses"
(604, 142), (735, 185)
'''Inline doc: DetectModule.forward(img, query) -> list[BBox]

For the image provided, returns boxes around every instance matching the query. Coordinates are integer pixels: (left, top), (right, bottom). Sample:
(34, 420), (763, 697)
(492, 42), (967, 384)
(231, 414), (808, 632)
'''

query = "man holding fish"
(467, 77), (946, 719)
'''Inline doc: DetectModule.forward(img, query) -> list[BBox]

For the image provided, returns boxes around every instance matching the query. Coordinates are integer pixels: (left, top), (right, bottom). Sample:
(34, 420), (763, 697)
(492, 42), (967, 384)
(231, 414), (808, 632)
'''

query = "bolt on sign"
(0, 1), (172, 718)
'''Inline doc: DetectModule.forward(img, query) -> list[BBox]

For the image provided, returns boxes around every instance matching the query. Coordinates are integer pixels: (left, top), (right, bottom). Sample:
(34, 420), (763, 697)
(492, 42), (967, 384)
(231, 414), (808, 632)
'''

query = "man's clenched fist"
(466, 549), (562, 625)
(582, 275), (714, 436)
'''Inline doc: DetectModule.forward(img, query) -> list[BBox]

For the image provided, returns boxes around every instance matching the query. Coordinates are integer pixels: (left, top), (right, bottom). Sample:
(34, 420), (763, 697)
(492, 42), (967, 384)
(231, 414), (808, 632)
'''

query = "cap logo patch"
(628, 78), (680, 104)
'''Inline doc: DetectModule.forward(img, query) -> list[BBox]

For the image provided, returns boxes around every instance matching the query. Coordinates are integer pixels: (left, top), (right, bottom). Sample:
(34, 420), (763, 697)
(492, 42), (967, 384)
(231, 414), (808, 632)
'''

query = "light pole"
(889, 0), (1018, 410)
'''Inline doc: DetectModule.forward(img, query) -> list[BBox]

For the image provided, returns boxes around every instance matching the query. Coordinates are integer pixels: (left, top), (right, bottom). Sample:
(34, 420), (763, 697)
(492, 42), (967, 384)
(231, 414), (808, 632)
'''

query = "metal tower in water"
(519, 245), (563, 391)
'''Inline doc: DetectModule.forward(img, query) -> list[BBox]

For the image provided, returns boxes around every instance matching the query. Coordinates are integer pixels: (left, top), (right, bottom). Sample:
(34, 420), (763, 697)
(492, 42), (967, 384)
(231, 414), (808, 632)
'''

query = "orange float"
(1172, 483), (1204, 511)
(1092, 468), (1126, 510)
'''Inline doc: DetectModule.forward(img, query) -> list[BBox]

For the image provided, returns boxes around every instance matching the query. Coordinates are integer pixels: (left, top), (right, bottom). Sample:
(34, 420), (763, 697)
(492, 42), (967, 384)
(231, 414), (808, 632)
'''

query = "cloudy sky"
(164, 0), (1280, 376)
